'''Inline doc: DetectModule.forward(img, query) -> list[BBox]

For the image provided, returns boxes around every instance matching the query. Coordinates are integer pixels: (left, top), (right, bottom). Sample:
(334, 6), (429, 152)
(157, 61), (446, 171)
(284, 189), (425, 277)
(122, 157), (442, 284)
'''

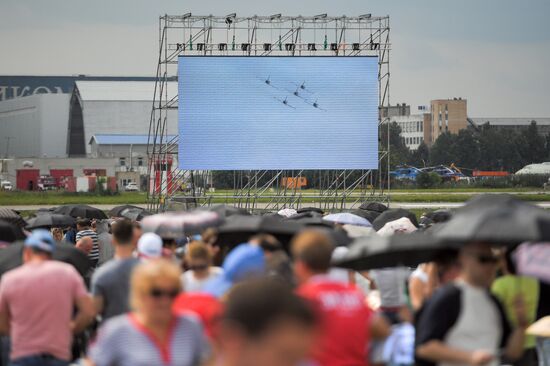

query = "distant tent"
(515, 162), (550, 175)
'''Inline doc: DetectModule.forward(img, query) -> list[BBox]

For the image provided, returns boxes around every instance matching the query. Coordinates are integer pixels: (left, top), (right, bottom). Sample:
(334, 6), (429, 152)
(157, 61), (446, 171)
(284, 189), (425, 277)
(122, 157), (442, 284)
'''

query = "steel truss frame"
(147, 14), (391, 212)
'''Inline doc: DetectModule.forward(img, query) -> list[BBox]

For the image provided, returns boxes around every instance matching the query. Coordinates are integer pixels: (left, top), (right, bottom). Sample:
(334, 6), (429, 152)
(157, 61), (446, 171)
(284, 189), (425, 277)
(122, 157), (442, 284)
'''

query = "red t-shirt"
(172, 292), (223, 339)
(297, 276), (373, 366)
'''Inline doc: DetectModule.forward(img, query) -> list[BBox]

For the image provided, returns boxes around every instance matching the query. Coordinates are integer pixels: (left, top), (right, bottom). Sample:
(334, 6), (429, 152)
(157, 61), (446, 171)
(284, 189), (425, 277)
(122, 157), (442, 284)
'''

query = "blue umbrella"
(323, 213), (372, 227)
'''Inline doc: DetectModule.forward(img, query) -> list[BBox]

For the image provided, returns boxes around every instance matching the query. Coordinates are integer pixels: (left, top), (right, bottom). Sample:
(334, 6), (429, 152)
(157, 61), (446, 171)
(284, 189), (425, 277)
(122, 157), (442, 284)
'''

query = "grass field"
(2, 189), (550, 206)
(0, 191), (147, 206)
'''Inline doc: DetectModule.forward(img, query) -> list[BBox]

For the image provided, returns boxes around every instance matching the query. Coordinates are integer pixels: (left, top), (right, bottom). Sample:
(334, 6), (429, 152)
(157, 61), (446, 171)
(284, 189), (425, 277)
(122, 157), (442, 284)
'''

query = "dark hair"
(76, 218), (91, 228)
(111, 219), (134, 245)
(291, 230), (334, 273)
(223, 279), (316, 337)
(29, 247), (52, 257)
(250, 234), (282, 252)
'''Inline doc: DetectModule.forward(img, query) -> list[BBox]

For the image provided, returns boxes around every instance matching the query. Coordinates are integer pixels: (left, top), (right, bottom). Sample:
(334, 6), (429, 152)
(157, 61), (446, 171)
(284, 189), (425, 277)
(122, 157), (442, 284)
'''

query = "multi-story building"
(380, 103), (410, 119)
(469, 118), (550, 135)
(390, 115), (425, 150)
(427, 98), (468, 145)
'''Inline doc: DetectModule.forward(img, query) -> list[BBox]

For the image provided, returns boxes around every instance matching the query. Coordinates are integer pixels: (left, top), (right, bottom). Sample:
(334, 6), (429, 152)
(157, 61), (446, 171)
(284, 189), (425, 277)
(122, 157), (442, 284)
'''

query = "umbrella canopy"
(350, 209), (380, 223)
(35, 207), (57, 215)
(0, 220), (26, 243)
(54, 204), (107, 220)
(216, 215), (351, 249)
(119, 207), (152, 221)
(284, 211), (332, 228)
(142, 211), (223, 239)
(433, 194), (550, 245)
(199, 205), (251, 218)
(108, 205), (145, 218)
(334, 232), (457, 271)
(323, 213), (372, 227)
(0, 208), (27, 228)
(297, 207), (325, 215)
(373, 208), (419, 231)
(0, 242), (91, 278)
(358, 202), (388, 213)
(26, 214), (76, 230)
(216, 215), (303, 249)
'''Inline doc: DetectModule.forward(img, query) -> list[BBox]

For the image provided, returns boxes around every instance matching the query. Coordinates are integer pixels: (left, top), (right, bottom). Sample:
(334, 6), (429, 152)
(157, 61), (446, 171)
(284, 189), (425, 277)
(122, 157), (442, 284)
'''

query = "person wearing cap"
(137, 232), (163, 260)
(0, 230), (94, 365)
(91, 219), (140, 323)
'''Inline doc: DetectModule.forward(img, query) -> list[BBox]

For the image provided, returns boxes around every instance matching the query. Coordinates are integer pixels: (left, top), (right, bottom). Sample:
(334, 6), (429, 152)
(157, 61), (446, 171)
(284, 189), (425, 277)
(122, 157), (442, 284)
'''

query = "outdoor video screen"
(178, 56), (379, 170)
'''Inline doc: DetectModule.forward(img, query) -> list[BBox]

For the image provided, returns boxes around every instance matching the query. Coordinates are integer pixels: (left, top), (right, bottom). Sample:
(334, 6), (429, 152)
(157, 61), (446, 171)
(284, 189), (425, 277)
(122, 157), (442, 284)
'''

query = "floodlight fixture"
(197, 43), (205, 51)
(241, 43), (250, 51)
(218, 43), (227, 51)
(225, 13), (236, 25)
(359, 13), (372, 19)
(182, 13), (192, 19)
(352, 43), (360, 51)
(330, 43), (338, 51)
(285, 43), (296, 51)
(270, 13), (282, 20)
(314, 13), (327, 20)
(263, 43), (272, 51)
(307, 43), (317, 51)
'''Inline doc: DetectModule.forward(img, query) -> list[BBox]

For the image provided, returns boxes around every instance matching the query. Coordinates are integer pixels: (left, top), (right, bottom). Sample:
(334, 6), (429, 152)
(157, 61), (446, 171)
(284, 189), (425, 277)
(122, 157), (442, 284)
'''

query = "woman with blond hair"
(88, 259), (209, 366)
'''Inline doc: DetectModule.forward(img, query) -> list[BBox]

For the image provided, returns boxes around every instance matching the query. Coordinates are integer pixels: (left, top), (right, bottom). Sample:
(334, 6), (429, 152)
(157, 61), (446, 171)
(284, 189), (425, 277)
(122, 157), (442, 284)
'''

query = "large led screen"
(178, 56), (379, 170)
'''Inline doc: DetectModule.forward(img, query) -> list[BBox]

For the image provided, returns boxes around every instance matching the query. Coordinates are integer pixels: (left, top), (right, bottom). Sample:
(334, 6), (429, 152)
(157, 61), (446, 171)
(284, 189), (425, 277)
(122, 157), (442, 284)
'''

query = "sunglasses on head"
(474, 254), (499, 265)
(149, 288), (179, 299)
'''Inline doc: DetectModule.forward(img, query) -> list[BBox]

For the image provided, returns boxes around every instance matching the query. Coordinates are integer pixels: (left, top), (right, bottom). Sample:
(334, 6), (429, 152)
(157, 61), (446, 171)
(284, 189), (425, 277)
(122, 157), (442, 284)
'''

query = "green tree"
(408, 141), (430, 167)
(429, 132), (458, 166)
(517, 121), (546, 165)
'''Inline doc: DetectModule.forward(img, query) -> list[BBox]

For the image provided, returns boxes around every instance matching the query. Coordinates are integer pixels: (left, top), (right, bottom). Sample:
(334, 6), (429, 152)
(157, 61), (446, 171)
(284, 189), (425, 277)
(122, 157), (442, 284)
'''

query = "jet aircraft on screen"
(274, 96), (296, 109)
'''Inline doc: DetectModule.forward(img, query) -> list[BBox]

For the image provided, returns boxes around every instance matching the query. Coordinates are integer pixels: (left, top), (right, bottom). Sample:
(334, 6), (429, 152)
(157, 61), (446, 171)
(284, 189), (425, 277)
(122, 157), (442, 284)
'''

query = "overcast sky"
(1, 0), (549, 117)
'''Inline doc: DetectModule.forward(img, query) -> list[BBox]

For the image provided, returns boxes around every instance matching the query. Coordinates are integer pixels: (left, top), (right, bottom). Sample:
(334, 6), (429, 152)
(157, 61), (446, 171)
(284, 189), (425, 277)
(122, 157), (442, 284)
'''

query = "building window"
(119, 158), (126, 167)
(137, 157), (144, 167)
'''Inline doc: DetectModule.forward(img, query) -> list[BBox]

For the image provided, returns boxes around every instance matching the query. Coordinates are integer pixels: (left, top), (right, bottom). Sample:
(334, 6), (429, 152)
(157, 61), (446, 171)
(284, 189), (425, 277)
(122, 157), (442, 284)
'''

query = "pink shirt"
(0, 260), (88, 361)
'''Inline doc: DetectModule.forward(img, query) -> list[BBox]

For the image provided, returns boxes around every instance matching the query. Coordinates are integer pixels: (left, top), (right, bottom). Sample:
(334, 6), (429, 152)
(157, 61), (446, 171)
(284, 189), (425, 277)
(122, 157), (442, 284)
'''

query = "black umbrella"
(26, 214), (76, 230)
(216, 215), (350, 249)
(373, 208), (419, 231)
(54, 205), (107, 220)
(119, 207), (152, 221)
(296, 207), (325, 215)
(108, 205), (145, 217)
(35, 207), (57, 215)
(334, 232), (457, 271)
(350, 209), (380, 223)
(358, 202), (388, 213)
(0, 208), (27, 228)
(0, 220), (26, 243)
(433, 194), (550, 246)
(0, 242), (91, 278)
(200, 205), (251, 217)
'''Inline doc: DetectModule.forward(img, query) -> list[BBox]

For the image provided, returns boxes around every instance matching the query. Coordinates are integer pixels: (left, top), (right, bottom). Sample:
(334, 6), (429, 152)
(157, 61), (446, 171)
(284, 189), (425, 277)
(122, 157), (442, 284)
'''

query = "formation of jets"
(258, 76), (327, 111)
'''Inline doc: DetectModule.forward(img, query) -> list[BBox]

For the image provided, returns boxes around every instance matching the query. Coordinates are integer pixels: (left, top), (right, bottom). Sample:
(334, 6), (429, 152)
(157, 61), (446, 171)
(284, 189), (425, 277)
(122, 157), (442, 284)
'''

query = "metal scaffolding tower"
(147, 14), (391, 212)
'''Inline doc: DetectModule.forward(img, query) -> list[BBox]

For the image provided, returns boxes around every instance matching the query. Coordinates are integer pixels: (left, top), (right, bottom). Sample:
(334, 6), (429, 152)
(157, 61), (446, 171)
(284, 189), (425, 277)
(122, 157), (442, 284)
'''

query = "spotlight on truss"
(182, 13), (192, 19)
(270, 13), (282, 20)
(225, 13), (236, 25)
(314, 13), (327, 20)
(359, 13), (372, 19)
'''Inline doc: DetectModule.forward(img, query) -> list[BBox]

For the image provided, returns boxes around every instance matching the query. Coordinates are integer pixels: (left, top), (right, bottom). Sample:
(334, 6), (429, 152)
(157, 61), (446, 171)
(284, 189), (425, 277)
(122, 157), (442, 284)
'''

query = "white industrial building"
(391, 114), (425, 150)
(67, 81), (178, 156)
(0, 94), (70, 158)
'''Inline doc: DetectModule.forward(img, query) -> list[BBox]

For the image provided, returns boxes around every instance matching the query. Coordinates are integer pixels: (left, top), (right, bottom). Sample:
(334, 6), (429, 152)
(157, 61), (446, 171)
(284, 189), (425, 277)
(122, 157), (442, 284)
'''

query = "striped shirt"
(89, 313), (209, 366)
(76, 229), (99, 263)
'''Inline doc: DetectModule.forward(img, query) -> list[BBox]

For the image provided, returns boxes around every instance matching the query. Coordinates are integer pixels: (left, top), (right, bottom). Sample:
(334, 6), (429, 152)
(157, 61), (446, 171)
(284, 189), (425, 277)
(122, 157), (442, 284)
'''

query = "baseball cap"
(137, 232), (163, 259)
(25, 229), (55, 253)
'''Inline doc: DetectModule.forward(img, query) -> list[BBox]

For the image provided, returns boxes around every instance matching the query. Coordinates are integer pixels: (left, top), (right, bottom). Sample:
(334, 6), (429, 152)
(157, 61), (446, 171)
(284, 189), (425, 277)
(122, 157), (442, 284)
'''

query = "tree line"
(387, 120), (550, 173)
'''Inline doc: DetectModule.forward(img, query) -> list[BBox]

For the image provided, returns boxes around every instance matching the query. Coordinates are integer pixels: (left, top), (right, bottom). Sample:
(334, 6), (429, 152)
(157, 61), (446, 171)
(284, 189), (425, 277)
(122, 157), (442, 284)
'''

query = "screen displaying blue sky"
(178, 56), (378, 170)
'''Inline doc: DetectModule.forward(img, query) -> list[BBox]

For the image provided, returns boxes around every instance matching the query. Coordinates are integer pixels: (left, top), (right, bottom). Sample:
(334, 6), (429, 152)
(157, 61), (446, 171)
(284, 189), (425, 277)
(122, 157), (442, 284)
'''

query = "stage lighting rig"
(263, 43), (272, 51)
(197, 43), (205, 51)
(241, 43), (250, 51)
(330, 43), (338, 51)
(359, 13), (371, 19)
(182, 13), (192, 19)
(307, 43), (317, 51)
(225, 13), (236, 26)
(270, 13), (282, 20)
(314, 13), (327, 20)
(285, 43), (296, 51)
(218, 43), (227, 51)
(352, 43), (360, 51)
